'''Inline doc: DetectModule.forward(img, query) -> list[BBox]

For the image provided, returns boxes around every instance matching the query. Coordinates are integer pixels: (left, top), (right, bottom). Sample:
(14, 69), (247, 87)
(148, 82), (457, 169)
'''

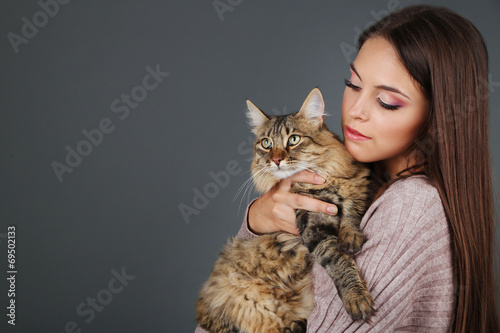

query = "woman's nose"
(348, 96), (369, 121)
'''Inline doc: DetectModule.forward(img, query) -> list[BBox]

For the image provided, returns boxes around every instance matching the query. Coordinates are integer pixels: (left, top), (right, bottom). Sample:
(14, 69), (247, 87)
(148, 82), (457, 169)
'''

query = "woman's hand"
(248, 171), (338, 235)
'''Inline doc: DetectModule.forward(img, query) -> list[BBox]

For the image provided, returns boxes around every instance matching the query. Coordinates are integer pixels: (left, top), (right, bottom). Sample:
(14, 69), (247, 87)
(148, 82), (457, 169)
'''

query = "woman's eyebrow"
(350, 63), (361, 80)
(375, 84), (411, 100)
(351, 63), (411, 100)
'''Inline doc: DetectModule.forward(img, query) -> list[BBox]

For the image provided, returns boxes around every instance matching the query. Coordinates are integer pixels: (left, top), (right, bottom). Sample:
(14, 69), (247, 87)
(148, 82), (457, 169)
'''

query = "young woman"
(196, 5), (499, 332)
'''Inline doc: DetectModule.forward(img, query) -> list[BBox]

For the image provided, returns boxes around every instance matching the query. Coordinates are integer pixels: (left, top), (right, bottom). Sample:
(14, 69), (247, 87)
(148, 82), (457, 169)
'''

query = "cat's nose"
(272, 158), (282, 166)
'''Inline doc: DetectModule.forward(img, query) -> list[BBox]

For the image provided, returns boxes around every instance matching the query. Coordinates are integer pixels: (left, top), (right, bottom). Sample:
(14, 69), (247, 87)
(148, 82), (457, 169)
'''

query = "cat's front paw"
(338, 226), (364, 253)
(343, 287), (375, 321)
(283, 319), (307, 333)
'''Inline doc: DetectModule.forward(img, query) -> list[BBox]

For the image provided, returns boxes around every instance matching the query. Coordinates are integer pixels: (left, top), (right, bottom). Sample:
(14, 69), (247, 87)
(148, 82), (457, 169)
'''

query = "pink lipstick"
(344, 125), (371, 141)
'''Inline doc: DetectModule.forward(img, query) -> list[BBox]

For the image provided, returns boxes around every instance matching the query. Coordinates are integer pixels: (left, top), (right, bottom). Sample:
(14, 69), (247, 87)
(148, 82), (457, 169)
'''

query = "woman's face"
(341, 37), (428, 176)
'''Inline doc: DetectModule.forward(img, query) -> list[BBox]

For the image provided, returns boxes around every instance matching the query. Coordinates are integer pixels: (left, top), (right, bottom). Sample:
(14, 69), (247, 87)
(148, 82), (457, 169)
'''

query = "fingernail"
(315, 175), (325, 184)
(327, 205), (337, 215)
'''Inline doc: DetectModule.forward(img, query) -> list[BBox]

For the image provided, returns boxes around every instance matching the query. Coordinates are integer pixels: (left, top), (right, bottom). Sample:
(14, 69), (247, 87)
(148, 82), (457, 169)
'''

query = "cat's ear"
(298, 88), (325, 125)
(246, 100), (269, 132)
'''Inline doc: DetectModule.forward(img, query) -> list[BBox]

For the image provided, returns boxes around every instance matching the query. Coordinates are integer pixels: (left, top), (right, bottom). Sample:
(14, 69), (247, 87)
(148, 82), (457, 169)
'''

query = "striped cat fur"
(196, 88), (374, 333)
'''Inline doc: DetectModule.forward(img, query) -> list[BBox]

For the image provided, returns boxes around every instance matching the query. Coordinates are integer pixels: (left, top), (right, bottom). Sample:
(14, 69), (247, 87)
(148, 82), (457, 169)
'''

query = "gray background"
(1, 1), (499, 332)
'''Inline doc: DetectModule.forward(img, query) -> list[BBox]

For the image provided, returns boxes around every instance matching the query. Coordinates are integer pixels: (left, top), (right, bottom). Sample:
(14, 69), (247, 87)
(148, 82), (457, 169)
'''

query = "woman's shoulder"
(371, 175), (443, 213)
(383, 175), (440, 199)
(359, 175), (453, 292)
(361, 175), (447, 232)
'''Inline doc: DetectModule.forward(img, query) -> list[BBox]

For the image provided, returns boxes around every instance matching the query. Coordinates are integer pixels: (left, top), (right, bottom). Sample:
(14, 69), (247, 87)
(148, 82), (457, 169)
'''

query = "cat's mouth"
(270, 163), (304, 179)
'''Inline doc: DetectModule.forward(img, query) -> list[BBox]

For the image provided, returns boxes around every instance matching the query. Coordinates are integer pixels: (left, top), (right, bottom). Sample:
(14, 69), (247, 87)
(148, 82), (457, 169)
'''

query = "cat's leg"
(295, 190), (365, 253)
(198, 233), (314, 333)
(338, 215), (365, 253)
(230, 233), (314, 333)
(236, 282), (310, 333)
(335, 188), (369, 253)
(196, 289), (244, 333)
(195, 311), (241, 333)
(283, 319), (307, 333)
(300, 217), (374, 322)
(278, 282), (312, 333)
(273, 233), (314, 333)
(313, 236), (374, 320)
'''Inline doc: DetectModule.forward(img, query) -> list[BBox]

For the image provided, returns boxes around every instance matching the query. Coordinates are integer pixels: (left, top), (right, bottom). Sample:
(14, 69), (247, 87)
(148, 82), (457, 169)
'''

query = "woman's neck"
(374, 153), (424, 181)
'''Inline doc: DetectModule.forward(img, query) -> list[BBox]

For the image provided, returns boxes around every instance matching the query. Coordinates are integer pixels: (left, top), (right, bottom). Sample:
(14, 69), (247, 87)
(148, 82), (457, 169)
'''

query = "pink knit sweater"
(195, 176), (455, 332)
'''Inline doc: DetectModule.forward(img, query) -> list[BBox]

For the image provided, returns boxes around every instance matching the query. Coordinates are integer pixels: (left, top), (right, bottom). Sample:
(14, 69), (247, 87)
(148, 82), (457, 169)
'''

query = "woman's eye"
(344, 79), (361, 91)
(288, 135), (301, 146)
(261, 138), (272, 149)
(377, 98), (401, 111)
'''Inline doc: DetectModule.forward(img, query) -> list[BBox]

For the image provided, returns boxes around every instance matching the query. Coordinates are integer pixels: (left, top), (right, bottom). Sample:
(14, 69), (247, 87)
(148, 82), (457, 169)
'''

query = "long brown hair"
(358, 5), (499, 332)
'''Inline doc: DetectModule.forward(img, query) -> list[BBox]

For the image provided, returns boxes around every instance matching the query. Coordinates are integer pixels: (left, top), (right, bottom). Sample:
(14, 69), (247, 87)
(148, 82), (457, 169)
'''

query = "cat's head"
(246, 88), (339, 193)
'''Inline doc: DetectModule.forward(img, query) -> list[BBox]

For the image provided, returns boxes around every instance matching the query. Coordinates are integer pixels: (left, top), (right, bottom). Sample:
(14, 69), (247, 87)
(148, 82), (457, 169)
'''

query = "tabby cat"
(196, 88), (374, 333)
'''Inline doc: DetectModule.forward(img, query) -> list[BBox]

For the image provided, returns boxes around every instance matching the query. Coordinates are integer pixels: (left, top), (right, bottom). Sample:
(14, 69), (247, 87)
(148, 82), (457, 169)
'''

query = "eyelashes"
(344, 79), (402, 111)
(377, 98), (400, 111)
(344, 79), (360, 91)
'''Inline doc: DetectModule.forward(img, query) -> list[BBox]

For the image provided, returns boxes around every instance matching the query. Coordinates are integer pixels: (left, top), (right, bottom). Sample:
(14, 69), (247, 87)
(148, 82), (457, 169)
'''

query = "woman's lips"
(344, 125), (371, 141)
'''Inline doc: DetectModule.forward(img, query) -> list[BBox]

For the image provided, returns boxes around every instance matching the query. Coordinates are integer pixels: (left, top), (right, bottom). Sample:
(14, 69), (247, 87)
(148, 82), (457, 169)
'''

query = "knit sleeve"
(194, 325), (208, 333)
(235, 198), (260, 240)
(307, 176), (455, 332)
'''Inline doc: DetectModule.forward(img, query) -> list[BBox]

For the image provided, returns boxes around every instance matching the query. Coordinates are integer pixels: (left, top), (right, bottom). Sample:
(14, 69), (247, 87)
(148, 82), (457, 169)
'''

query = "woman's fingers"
(247, 170), (338, 235)
(285, 170), (326, 186)
(277, 171), (338, 215)
(276, 218), (301, 235)
(288, 192), (338, 215)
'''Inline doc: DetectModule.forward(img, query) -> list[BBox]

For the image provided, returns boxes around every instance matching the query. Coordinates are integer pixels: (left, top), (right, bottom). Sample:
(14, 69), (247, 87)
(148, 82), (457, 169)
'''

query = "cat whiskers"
(233, 169), (255, 202)
(233, 166), (269, 214)
(233, 160), (335, 215)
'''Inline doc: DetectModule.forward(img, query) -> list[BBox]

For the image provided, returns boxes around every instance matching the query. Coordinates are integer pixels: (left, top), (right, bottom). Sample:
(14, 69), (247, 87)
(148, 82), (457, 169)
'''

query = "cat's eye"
(288, 135), (301, 146)
(261, 138), (272, 149)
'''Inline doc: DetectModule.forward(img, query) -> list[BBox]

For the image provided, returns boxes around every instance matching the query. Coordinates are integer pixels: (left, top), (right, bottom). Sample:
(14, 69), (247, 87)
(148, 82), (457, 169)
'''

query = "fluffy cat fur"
(196, 88), (374, 333)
